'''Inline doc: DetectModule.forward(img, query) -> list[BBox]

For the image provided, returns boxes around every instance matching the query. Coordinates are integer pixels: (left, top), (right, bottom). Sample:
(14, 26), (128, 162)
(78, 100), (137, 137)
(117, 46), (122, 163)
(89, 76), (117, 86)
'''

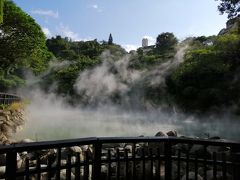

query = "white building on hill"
(142, 38), (148, 47)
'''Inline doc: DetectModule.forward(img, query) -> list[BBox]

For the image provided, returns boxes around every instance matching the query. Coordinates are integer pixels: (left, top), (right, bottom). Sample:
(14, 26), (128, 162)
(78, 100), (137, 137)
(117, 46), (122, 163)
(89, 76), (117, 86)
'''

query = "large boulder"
(166, 130), (177, 137)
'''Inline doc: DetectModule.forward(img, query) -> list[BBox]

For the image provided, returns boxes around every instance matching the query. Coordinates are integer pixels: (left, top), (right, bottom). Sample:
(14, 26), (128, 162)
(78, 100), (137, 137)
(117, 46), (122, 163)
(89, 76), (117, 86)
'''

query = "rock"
(69, 146), (82, 154)
(134, 161), (152, 179)
(87, 146), (93, 159)
(124, 144), (132, 153)
(0, 116), (6, 122)
(81, 145), (89, 151)
(56, 170), (75, 180)
(0, 124), (9, 133)
(0, 134), (8, 142)
(0, 166), (5, 176)
(3, 111), (10, 116)
(101, 164), (108, 178)
(61, 146), (83, 161)
(189, 145), (211, 159)
(155, 131), (166, 137)
(181, 172), (203, 180)
(17, 153), (23, 169)
(206, 170), (233, 180)
(166, 130), (177, 137)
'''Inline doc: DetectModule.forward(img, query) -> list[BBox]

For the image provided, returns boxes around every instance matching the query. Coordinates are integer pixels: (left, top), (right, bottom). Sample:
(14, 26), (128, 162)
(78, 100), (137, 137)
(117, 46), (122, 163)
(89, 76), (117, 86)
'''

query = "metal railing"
(0, 136), (239, 179)
(0, 92), (21, 105)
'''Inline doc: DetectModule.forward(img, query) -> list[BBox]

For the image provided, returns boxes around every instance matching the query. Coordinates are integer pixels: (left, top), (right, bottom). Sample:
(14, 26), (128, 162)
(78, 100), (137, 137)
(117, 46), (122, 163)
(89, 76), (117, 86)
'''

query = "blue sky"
(15, 0), (228, 51)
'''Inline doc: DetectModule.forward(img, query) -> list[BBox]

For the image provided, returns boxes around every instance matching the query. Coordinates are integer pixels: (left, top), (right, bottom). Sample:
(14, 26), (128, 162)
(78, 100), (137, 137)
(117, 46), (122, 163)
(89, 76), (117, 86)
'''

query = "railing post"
(92, 140), (102, 180)
(164, 140), (172, 180)
(5, 150), (17, 180)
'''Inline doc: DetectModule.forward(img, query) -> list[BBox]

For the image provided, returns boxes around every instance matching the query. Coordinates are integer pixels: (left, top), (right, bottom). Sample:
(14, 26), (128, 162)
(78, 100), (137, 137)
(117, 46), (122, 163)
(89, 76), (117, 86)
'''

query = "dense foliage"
(44, 35), (127, 96)
(167, 28), (240, 112)
(216, 0), (240, 19)
(0, 0), (52, 91)
(2, 0), (240, 115)
(129, 33), (178, 70)
(156, 32), (178, 54)
(0, 0), (3, 23)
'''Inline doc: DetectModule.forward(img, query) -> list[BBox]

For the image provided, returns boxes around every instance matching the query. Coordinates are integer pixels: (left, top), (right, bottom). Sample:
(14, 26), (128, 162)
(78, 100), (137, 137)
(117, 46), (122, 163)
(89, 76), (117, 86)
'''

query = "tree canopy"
(0, 0), (52, 90)
(166, 33), (240, 112)
(108, 33), (113, 45)
(155, 32), (178, 54)
(0, 0), (3, 23)
(216, 0), (240, 19)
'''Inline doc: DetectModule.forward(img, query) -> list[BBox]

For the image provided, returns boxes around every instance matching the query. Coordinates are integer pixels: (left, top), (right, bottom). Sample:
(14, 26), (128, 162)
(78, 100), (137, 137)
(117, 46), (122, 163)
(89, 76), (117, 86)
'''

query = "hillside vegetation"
(1, 0), (240, 115)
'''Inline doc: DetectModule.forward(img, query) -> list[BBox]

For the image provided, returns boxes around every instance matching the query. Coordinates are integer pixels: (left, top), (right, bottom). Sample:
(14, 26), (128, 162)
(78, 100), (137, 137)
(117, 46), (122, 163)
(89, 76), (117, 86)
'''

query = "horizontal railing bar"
(0, 137), (97, 153)
(0, 97), (20, 99)
(0, 92), (22, 106)
(95, 136), (240, 147)
(0, 92), (20, 96)
(101, 155), (165, 163)
(171, 155), (239, 166)
(0, 136), (239, 153)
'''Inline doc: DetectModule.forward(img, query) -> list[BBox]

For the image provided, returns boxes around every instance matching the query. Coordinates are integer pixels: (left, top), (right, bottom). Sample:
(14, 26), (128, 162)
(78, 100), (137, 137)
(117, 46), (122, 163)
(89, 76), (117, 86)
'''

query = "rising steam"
(15, 44), (240, 141)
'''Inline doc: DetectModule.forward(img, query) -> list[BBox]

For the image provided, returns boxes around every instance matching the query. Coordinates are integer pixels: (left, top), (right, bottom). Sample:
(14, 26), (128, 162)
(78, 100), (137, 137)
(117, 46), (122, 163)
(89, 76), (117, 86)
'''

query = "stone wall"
(0, 106), (25, 144)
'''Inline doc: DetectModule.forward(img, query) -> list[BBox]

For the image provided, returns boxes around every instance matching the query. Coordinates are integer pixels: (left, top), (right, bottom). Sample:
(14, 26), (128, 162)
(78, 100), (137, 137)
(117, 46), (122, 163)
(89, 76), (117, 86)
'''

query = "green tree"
(0, 1), (52, 72)
(108, 33), (113, 45)
(216, 0), (240, 19)
(167, 49), (230, 111)
(46, 36), (70, 58)
(155, 32), (178, 54)
(0, 0), (3, 23)
(0, 0), (52, 90)
(77, 40), (103, 58)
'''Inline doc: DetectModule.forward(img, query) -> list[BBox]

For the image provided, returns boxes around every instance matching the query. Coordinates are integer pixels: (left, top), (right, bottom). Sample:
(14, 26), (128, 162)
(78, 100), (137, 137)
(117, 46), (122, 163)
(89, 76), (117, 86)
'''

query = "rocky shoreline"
(0, 107), (25, 145)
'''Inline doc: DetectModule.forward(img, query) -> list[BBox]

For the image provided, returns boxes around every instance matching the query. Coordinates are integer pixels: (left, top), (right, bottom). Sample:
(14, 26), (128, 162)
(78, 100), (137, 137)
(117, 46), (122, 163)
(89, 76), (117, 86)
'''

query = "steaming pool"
(15, 103), (240, 141)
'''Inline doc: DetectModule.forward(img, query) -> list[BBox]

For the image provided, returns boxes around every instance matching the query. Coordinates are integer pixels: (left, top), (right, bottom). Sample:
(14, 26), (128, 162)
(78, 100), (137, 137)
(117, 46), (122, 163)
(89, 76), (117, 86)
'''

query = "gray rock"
(181, 172), (203, 180)
(155, 131), (166, 137)
(189, 145), (211, 159)
(206, 170), (233, 180)
(69, 146), (82, 154)
(166, 130), (177, 137)
(0, 166), (5, 176)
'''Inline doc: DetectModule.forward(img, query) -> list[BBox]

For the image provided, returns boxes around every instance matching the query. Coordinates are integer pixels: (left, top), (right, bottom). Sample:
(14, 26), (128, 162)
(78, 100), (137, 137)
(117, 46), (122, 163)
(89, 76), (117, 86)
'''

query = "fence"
(0, 92), (21, 105)
(0, 136), (239, 180)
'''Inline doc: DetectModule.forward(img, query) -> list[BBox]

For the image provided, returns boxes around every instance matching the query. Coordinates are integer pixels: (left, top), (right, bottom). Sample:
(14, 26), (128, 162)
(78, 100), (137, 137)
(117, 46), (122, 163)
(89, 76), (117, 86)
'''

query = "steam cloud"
(15, 45), (240, 141)
(74, 51), (143, 104)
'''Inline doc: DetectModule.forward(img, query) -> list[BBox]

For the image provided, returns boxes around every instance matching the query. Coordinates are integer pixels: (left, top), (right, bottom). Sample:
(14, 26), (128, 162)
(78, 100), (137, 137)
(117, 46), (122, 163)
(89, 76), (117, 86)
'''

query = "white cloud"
(92, 4), (98, 9)
(42, 27), (52, 38)
(142, 35), (155, 46)
(57, 23), (93, 41)
(31, 9), (59, 18)
(122, 44), (139, 52)
(91, 4), (103, 12)
(58, 23), (79, 40)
